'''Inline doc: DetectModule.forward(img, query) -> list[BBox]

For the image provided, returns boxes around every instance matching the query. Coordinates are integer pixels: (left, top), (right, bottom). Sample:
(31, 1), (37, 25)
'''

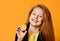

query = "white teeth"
(32, 19), (38, 23)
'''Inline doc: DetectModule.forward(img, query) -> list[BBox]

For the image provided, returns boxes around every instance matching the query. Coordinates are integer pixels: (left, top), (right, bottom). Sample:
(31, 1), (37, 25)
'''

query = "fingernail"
(18, 27), (20, 29)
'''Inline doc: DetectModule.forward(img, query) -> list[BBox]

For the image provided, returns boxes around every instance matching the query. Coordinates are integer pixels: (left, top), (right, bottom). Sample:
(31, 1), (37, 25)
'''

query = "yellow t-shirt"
(28, 30), (39, 41)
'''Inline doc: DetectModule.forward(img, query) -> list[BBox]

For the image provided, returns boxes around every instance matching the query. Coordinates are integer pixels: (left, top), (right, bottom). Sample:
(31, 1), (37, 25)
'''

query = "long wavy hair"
(26, 4), (55, 41)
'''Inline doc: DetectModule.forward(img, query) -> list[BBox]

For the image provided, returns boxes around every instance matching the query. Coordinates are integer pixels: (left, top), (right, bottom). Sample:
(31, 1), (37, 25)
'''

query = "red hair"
(26, 4), (55, 41)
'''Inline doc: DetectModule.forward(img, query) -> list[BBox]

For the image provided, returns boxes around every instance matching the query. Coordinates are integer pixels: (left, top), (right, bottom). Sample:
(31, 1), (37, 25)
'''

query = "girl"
(15, 4), (55, 41)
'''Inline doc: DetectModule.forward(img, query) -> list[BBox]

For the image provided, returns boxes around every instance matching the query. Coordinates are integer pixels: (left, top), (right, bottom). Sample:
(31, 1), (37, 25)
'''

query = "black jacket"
(15, 23), (44, 41)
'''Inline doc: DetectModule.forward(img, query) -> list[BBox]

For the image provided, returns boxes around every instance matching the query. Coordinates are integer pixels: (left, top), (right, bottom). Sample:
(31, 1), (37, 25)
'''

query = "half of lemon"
(20, 24), (27, 31)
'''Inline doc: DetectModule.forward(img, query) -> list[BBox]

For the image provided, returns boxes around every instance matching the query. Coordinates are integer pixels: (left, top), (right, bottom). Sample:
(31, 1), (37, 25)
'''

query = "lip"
(32, 18), (38, 23)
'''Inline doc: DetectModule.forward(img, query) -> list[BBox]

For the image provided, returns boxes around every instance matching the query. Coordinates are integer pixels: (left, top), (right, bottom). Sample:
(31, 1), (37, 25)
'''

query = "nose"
(34, 15), (38, 19)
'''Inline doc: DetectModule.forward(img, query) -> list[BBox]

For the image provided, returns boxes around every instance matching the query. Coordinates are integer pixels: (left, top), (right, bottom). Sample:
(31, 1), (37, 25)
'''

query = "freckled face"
(29, 7), (43, 27)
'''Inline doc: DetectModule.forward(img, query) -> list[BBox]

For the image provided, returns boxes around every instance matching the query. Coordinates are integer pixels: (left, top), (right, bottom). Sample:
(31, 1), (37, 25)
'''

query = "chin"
(31, 23), (40, 27)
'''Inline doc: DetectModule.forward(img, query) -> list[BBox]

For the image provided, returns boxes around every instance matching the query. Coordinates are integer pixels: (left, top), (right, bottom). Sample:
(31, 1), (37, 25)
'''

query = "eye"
(39, 15), (42, 17)
(33, 13), (36, 15)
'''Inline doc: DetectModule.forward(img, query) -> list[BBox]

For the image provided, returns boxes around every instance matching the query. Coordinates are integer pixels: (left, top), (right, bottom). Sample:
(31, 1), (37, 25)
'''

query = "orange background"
(0, 0), (60, 41)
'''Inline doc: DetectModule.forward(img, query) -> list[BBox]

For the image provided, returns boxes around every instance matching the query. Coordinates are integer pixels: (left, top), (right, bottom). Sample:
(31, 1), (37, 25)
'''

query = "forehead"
(32, 7), (43, 15)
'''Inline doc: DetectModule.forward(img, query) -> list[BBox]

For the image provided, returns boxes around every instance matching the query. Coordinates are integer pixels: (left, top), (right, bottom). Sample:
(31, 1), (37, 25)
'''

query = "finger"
(23, 31), (27, 35)
(16, 27), (20, 32)
(16, 29), (20, 35)
(17, 25), (22, 31)
(16, 27), (20, 36)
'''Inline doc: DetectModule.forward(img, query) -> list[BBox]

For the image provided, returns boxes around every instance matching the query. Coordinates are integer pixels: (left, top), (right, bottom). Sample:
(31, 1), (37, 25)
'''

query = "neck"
(29, 24), (40, 35)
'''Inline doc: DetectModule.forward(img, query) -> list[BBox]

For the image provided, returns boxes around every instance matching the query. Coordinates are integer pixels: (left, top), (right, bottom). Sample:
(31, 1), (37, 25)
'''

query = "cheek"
(29, 15), (33, 20)
(38, 18), (42, 22)
(38, 18), (43, 24)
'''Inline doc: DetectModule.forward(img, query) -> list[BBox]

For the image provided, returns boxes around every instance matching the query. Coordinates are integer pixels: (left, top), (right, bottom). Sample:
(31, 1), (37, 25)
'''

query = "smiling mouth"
(32, 19), (38, 23)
